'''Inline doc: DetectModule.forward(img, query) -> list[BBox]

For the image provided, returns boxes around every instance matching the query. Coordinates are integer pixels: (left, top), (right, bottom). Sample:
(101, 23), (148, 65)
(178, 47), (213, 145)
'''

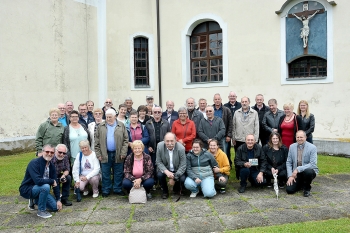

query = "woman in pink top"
(122, 140), (154, 199)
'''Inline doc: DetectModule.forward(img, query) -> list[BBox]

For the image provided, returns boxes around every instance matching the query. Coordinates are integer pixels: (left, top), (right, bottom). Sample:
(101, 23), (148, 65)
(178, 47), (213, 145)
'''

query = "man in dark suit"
(161, 100), (179, 129)
(286, 130), (318, 197)
(156, 132), (187, 199)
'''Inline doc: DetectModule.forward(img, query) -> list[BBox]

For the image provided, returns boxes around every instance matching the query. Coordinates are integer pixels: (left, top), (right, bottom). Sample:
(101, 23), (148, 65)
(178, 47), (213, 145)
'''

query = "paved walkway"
(0, 174), (349, 233)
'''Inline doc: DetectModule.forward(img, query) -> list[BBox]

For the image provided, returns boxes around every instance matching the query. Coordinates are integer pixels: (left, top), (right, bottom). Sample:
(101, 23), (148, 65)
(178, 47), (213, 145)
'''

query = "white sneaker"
(83, 191), (89, 196)
(92, 193), (99, 198)
(190, 191), (199, 198)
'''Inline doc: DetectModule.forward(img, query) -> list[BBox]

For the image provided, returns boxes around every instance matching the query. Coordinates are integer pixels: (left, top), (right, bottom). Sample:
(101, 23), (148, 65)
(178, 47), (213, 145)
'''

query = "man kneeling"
(234, 135), (267, 193)
(19, 144), (62, 218)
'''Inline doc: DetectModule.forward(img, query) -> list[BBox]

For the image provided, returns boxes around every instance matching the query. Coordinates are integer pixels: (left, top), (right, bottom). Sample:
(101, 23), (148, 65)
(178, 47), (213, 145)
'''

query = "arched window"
(190, 21), (222, 83)
(289, 56), (327, 78)
(134, 37), (149, 87)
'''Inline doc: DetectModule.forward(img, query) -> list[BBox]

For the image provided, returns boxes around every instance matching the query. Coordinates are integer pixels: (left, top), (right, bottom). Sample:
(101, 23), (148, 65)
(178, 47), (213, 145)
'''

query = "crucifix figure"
(292, 9), (320, 48)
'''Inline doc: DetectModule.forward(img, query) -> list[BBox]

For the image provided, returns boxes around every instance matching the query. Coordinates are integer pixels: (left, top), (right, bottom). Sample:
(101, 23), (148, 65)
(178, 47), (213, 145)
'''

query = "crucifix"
(288, 1), (324, 49)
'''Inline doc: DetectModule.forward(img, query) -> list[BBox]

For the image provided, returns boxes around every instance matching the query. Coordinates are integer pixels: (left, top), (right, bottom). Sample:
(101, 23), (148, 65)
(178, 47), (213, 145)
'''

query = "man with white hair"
(197, 98), (207, 119)
(124, 97), (135, 118)
(102, 98), (117, 120)
(161, 100), (179, 128)
(58, 103), (69, 127)
(95, 109), (129, 197)
(65, 101), (74, 115)
(51, 144), (72, 206)
(185, 97), (204, 135)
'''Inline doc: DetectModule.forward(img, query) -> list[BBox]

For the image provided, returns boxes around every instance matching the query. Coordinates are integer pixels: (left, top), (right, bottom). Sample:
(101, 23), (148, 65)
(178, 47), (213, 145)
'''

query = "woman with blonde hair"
(297, 100), (315, 143)
(88, 108), (104, 151)
(278, 103), (302, 148)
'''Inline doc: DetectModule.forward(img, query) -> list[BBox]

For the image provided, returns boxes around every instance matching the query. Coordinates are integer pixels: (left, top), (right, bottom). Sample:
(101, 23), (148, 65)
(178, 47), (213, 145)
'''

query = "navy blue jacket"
(161, 111), (179, 129)
(19, 156), (60, 200)
(78, 114), (95, 128)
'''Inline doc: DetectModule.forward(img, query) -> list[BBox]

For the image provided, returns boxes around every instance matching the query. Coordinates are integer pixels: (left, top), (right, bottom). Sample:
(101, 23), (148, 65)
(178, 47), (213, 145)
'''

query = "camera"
(60, 176), (67, 183)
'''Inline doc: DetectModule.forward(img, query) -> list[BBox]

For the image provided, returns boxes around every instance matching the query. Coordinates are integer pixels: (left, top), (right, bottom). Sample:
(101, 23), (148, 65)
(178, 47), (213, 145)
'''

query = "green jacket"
(35, 120), (64, 152)
(94, 121), (129, 163)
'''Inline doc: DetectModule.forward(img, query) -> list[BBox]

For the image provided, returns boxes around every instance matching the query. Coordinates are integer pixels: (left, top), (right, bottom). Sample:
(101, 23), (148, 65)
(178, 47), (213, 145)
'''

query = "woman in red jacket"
(171, 107), (196, 153)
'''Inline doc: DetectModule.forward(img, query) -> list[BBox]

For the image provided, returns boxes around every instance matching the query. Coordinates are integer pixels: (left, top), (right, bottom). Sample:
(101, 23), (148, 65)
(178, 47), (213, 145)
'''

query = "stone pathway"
(0, 174), (349, 233)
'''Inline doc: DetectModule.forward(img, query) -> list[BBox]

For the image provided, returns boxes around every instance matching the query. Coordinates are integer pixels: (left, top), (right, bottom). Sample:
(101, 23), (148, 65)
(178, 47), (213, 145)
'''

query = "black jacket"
(252, 104), (270, 140)
(161, 110), (179, 129)
(145, 118), (171, 150)
(212, 104), (233, 138)
(262, 144), (288, 172)
(224, 101), (242, 117)
(299, 113), (315, 137)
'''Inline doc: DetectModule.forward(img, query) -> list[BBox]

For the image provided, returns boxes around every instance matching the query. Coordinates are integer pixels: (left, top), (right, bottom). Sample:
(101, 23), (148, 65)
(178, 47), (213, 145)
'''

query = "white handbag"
(128, 186), (147, 204)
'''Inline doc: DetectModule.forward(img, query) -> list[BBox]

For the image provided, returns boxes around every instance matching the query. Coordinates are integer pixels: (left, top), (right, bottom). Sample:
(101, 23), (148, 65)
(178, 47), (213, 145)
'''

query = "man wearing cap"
(95, 108), (129, 197)
(146, 95), (158, 108)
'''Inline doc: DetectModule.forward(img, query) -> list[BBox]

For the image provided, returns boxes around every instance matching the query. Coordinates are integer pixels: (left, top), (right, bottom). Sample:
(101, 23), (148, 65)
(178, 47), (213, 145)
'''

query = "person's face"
(106, 114), (116, 125)
(284, 107), (292, 116)
(70, 113), (79, 123)
(80, 145), (90, 155)
(192, 143), (201, 155)
(146, 98), (154, 105)
(55, 146), (67, 161)
(139, 110), (146, 118)
(50, 112), (59, 122)
(42, 147), (55, 162)
(66, 102), (74, 112)
(118, 107), (127, 117)
(132, 144), (143, 156)
(79, 106), (87, 117)
(199, 100), (207, 110)
(146, 106), (153, 116)
(164, 134), (176, 150)
(58, 105), (65, 115)
(186, 99), (195, 110)
(87, 102), (94, 111)
(245, 135), (255, 149)
(104, 99), (113, 109)
(299, 103), (308, 112)
(125, 100), (133, 109)
(213, 95), (222, 106)
(296, 132), (306, 145)
(130, 115), (138, 124)
(271, 135), (280, 146)
(241, 98), (250, 110)
(166, 102), (174, 112)
(269, 102), (277, 113)
(209, 141), (218, 154)
(255, 96), (264, 106)
(228, 92), (237, 103)
(206, 107), (214, 119)
(178, 111), (188, 121)
(93, 111), (102, 121)
(153, 107), (162, 120)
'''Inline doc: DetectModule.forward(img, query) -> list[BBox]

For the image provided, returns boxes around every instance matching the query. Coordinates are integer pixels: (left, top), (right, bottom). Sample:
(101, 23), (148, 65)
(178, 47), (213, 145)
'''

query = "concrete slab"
(87, 208), (131, 224)
(174, 200), (212, 218)
(211, 199), (253, 215)
(263, 209), (310, 225)
(178, 216), (223, 233)
(220, 213), (269, 230)
(82, 223), (126, 232)
(130, 220), (177, 233)
(133, 203), (173, 222)
(39, 225), (84, 233)
(247, 197), (291, 211)
(299, 206), (345, 221)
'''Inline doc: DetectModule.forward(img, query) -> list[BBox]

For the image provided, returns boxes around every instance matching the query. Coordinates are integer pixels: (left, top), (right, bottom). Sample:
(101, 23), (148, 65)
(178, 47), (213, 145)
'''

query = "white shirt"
(168, 148), (174, 172)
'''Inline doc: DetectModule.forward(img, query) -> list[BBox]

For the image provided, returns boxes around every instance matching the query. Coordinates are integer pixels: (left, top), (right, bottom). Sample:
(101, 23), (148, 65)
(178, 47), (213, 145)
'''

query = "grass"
(227, 218), (350, 233)
(0, 151), (349, 196)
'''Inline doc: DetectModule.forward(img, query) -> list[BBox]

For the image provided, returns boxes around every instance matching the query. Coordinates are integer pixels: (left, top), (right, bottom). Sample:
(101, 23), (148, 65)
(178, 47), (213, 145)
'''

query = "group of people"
(19, 93), (317, 219)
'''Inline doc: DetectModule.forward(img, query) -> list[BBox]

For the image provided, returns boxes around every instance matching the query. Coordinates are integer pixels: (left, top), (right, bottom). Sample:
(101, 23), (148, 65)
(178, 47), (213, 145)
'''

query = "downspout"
(156, 0), (162, 106)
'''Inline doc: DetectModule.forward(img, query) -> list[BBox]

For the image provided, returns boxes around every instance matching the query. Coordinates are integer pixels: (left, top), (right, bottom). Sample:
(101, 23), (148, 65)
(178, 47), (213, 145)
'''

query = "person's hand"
(60, 175), (67, 183)
(195, 178), (201, 184)
(212, 167), (220, 173)
(37, 152), (43, 157)
(275, 169), (279, 174)
(133, 178), (141, 188)
(218, 176), (226, 182)
(80, 176), (87, 182)
(165, 170), (174, 179)
(292, 169), (298, 178)
(52, 180), (57, 187)
(148, 147), (154, 153)
(128, 142), (133, 147)
(287, 176), (295, 186)
(256, 172), (264, 183)
(57, 201), (62, 211)
(207, 139), (212, 144)
(168, 178), (175, 186)
(75, 182), (80, 188)
(244, 162), (251, 168)
(273, 129), (278, 133)
(231, 139), (236, 145)
(225, 136), (231, 142)
(98, 156), (102, 161)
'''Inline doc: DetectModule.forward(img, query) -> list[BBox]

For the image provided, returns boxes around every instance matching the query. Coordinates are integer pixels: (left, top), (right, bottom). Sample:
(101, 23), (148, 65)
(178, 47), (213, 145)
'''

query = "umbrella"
(273, 173), (279, 200)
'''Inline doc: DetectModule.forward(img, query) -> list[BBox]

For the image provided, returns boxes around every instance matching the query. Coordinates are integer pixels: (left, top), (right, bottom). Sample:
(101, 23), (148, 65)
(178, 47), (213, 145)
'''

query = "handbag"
(128, 186), (147, 204)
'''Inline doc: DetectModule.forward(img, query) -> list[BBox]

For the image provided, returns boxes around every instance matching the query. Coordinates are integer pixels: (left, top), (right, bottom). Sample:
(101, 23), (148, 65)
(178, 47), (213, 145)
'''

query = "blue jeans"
(122, 178), (154, 193)
(222, 139), (228, 155)
(239, 167), (266, 187)
(31, 184), (58, 212)
(184, 176), (216, 198)
(101, 151), (124, 194)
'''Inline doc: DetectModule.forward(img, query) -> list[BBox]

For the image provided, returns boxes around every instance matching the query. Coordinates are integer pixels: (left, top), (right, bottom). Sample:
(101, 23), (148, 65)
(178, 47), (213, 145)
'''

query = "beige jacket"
(94, 121), (129, 163)
(232, 107), (259, 142)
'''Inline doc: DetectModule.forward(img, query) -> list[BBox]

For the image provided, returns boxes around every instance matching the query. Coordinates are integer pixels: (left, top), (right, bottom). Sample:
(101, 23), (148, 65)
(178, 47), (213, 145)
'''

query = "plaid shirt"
(51, 155), (70, 177)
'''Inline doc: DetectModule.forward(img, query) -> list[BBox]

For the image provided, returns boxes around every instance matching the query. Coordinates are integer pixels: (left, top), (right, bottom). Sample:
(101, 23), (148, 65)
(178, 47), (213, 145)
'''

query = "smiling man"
(19, 144), (63, 218)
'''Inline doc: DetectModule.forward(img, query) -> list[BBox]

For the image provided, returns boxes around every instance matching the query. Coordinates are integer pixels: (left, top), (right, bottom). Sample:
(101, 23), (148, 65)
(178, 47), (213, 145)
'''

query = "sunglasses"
(105, 102), (112, 104)
(153, 111), (161, 114)
(45, 151), (55, 155)
(206, 110), (213, 113)
(57, 151), (67, 155)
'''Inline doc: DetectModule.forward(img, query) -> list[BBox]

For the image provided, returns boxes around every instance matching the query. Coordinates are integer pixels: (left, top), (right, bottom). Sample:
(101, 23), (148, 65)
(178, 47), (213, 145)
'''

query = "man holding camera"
(51, 144), (72, 206)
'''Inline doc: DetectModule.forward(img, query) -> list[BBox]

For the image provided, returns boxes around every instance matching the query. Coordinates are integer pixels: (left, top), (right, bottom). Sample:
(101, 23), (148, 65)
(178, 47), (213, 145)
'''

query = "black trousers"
(265, 169), (287, 185)
(233, 141), (245, 152)
(157, 171), (186, 194)
(286, 168), (316, 193)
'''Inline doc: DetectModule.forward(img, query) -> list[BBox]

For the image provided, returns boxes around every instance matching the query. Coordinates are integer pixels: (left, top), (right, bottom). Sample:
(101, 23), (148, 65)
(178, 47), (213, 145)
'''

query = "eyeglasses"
(206, 110), (213, 113)
(57, 151), (67, 155)
(94, 113), (102, 115)
(105, 102), (112, 104)
(70, 115), (79, 118)
(179, 113), (187, 115)
(153, 111), (161, 114)
(45, 151), (55, 155)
